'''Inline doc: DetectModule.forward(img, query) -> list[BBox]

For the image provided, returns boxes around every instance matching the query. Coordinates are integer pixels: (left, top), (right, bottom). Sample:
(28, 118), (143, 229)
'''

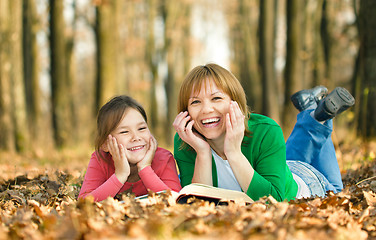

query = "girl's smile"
(127, 144), (146, 152)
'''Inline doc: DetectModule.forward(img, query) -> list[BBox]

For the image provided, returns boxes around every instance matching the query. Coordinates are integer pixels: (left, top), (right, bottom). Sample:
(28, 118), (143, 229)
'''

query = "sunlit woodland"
(0, 0), (376, 239)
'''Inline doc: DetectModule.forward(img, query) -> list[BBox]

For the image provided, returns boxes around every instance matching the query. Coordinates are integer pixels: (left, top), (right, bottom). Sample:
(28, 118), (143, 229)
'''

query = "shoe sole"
(324, 87), (355, 114)
(290, 86), (328, 111)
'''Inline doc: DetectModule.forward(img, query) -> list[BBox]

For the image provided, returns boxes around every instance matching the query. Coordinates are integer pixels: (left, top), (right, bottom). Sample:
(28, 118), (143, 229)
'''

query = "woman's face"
(111, 108), (152, 164)
(187, 78), (232, 140)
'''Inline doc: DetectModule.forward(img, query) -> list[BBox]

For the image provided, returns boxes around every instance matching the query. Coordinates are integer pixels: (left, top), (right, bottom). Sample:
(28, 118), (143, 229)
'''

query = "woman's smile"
(200, 117), (221, 128)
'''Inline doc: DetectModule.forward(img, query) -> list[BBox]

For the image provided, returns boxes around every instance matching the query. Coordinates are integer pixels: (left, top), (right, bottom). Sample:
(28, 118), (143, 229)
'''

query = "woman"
(173, 63), (354, 201)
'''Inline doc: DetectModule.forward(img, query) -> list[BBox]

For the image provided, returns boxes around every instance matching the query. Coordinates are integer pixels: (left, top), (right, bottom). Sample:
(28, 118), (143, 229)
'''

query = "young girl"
(79, 95), (182, 201)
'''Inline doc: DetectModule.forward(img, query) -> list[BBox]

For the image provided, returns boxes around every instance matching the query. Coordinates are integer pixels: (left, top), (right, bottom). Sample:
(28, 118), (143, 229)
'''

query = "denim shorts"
(287, 160), (337, 197)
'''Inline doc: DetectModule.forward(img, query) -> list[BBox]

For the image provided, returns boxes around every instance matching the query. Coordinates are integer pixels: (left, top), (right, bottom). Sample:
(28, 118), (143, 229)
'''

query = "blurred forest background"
(0, 0), (375, 160)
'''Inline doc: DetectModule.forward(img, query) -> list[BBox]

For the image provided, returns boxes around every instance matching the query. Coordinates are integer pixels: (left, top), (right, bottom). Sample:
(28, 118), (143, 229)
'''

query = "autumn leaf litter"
(0, 149), (375, 239)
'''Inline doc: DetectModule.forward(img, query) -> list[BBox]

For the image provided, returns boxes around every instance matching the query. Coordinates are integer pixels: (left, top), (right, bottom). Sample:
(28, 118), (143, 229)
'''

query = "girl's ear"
(101, 142), (109, 152)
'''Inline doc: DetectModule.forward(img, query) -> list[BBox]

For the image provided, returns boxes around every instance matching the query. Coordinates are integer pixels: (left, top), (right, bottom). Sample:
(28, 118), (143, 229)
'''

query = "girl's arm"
(78, 153), (124, 202)
(138, 149), (182, 192)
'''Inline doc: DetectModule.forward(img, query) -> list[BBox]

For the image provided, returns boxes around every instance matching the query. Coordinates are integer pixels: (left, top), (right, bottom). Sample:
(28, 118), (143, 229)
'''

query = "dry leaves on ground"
(0, 147), (375, 239)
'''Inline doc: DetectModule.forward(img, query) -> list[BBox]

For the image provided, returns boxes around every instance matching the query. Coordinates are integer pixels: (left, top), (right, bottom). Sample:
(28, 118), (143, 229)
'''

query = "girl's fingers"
(111, 136), (119, 153)
(119, 143), (126, 158)
(107, 135), (115, 153)
(150, 135), (157, 151)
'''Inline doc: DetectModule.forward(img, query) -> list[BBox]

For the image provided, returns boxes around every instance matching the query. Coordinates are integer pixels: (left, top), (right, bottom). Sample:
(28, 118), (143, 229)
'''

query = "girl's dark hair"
(95, 95), (147, 162)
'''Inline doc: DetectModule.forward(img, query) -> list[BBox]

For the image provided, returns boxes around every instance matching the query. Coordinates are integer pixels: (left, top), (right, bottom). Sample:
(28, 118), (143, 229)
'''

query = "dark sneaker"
(314, 87), (355, 121)
(291, 86), (328, 112)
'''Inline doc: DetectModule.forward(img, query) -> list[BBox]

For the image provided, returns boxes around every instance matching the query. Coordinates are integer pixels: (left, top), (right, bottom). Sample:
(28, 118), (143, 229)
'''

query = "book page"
(177, 183), (253, 203)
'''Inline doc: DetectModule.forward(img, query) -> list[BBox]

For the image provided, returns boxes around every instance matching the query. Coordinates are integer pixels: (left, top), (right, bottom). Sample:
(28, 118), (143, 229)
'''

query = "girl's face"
(187, 78), (232, 140)
(111, 108), (152, 164)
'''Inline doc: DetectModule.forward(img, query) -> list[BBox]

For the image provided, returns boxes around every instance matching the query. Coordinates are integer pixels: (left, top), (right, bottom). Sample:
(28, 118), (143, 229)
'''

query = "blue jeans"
(286, 110), (343, 195)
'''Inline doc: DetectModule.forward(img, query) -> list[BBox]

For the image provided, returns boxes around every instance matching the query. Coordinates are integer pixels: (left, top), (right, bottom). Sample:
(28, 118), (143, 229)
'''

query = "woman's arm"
(225, 103), (287, 201)
(191, 149), (213, 185)
(224, 101), (254, 192)
(173, 111), (213, 186)
(245, 124), (287, 201)
(174, 134), (212, 187)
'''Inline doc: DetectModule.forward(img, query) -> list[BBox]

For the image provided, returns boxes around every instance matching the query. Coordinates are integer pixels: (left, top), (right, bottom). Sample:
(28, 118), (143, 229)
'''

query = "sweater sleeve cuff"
(110, 173), (125, 189)
(247, 171), (272, 201)
(138, 165), (153, 178)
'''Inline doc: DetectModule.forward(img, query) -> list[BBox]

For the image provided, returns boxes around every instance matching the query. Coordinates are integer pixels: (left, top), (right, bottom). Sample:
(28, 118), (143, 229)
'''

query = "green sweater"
(174, 113), (298, 201)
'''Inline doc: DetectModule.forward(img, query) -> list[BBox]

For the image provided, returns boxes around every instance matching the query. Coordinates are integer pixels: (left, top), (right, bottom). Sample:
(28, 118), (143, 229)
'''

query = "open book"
(136, 183), (254, 205)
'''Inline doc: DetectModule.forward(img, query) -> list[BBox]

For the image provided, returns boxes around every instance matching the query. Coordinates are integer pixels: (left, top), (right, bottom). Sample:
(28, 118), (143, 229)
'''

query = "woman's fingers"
(229, 101), (245, 130)
(230, 101), (237, 126)
(173, 111), (192, 134)
(173, 111), (187, 130)
(234, 101), (245, 122)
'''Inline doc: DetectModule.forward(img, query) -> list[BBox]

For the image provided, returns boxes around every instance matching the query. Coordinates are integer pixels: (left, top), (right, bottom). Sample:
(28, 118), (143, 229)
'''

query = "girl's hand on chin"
(224, 101), (245, 158)
(173, 111), (210, 153)
(107, 135), (130, 183)
(137, 135), (157, 171)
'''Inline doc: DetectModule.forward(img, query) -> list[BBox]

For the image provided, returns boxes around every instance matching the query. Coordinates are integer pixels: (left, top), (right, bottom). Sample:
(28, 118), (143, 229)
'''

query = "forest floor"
(0, 140), (375, 239)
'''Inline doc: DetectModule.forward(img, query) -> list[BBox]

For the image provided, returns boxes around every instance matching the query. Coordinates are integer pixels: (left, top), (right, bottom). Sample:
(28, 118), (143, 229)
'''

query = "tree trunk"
(146, 0), (159, 132)
(23, 0), (42, 150)
(0, 0), (15, 151)
(10, 0), (29, 152)
(227, 0), (261, 112)
(0, 0), (29, 152)
(283, 0), (302, 136)
(49, 0), (73, 148)
(95, 0), (123, 111)
(357, 0), (376, 139)
(259, 0), (279, 122)
(162, 0), (191, 146)
(312, 0), (325, 87)
(320, 0), (334, 89)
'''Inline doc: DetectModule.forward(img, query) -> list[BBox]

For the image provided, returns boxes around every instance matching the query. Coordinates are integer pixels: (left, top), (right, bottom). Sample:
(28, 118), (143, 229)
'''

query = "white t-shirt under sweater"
(211, 149), (242, 192)
(212, 149), (310, 199)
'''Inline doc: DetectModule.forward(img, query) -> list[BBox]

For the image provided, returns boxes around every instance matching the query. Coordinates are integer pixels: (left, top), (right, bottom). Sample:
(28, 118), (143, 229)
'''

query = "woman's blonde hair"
(177, 63), (251, 135)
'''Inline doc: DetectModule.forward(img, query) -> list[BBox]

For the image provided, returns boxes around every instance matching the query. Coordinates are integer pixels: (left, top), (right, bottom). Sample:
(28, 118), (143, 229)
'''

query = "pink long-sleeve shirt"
(78, 147), (182, 201)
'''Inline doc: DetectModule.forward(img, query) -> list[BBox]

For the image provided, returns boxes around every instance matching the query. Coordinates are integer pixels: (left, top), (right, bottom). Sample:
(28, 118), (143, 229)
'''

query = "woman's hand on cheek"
(107, 135), (130, 184)
(173, 111), (210, 153)
(137, 135), (157, 172)
(224, 101), (245, 158)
